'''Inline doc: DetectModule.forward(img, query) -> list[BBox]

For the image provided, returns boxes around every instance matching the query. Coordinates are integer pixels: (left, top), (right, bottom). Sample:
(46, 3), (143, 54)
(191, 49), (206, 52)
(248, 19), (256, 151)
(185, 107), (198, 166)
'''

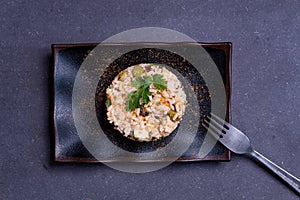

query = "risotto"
(106, 64), (187, 142)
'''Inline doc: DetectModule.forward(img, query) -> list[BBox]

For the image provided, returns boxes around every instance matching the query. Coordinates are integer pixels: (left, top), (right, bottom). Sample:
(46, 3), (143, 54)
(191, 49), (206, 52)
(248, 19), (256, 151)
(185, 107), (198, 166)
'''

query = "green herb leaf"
(141, 86), (151, 104)
(144, 76), (152, 86)
(131, 76), (152, 88)
(131, 77), (144, 88)
(153, 74), (167, 90)
(126, 90), (140, 111)
(125, 75), (167, 111)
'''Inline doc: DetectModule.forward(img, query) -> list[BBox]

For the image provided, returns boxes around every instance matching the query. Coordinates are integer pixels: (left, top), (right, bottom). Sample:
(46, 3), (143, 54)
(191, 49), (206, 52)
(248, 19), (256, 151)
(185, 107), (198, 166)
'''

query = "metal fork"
(202, 113), (300, 195)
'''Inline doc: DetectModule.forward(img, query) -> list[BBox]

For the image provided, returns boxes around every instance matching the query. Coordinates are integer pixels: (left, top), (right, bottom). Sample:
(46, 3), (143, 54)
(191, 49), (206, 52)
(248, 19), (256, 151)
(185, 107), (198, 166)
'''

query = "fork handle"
(248, 150), (300, 194)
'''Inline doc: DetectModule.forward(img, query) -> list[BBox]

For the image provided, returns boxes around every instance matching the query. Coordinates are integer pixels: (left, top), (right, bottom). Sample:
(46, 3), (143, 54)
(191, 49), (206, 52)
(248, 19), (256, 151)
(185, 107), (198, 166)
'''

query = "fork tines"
(202, 113), (229, 139)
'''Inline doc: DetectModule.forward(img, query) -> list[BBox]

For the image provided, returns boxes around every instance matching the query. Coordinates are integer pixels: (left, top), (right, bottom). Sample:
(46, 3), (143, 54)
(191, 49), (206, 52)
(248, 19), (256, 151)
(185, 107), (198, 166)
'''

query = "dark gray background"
(1, 0), (299, 199)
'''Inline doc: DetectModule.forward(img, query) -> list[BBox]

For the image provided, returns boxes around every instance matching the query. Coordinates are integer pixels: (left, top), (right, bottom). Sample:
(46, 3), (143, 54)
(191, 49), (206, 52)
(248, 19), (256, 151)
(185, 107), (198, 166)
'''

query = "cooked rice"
(106, 64), (187, 142)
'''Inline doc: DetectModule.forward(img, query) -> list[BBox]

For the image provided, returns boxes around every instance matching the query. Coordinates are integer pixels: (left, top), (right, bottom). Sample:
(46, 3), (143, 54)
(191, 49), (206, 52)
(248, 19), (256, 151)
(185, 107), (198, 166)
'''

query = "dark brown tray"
(52, 42), (232, 163)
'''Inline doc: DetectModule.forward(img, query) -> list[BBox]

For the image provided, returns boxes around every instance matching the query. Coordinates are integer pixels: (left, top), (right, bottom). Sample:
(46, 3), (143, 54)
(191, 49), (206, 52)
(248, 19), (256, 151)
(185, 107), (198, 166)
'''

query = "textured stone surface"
(0, 0), (299, 199)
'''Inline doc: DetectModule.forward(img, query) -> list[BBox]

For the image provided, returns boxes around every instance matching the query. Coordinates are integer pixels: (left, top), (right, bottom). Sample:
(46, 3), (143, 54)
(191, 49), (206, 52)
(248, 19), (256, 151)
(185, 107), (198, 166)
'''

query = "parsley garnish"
(126, 90), (140, 111)
(153, 74), (167, 90)
(125, 75), (167, 111)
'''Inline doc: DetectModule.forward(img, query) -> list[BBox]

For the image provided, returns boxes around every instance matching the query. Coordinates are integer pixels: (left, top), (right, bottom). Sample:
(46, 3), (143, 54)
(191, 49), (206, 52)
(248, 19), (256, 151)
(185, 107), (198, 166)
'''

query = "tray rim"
(51, 42), (232, 163)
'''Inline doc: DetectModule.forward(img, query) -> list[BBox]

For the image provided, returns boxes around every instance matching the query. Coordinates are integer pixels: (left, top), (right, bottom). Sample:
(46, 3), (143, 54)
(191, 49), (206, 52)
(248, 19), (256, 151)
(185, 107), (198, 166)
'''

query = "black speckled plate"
(52, 42), (231, 162)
